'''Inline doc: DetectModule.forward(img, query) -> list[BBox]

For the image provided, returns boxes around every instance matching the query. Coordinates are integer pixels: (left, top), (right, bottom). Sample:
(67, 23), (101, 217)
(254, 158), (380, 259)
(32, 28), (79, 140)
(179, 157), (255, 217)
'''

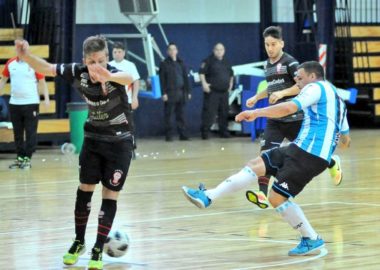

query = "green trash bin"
(67, 102), (88, 153)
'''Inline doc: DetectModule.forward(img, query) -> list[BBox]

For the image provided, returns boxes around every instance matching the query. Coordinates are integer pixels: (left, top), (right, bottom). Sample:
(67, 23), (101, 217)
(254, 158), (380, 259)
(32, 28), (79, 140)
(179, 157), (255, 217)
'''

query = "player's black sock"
(328, 159), (335, 169)
(258, 176), (270, 196)
(74, 188), (93, 244)
(94, 199), (117, 250)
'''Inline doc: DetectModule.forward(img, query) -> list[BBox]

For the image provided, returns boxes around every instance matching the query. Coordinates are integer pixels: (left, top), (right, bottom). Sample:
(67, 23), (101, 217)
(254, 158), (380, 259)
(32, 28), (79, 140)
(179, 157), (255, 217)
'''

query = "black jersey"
(199, 55), (233, 92)
(264, 52), (302, 122)
(56, 63), (132, 142)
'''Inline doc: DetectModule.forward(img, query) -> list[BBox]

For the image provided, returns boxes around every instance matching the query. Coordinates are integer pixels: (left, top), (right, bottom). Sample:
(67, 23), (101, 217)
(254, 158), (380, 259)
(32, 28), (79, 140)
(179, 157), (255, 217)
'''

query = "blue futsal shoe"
(182, 183), (211, 209)
(288, 236), (325, 256)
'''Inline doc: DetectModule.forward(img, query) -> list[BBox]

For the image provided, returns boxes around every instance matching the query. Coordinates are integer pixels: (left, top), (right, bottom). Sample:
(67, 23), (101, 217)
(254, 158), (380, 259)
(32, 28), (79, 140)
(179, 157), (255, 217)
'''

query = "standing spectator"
(159, 42), (191, 141)
(109, 41), (140, 158)
(0, 53), (50, 169)
(200, 43), (234, 139)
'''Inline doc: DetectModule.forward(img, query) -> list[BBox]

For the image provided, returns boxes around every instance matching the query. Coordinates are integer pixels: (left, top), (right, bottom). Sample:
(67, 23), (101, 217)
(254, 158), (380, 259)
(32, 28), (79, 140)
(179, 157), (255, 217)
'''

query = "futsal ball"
(104, 230), (130, 257)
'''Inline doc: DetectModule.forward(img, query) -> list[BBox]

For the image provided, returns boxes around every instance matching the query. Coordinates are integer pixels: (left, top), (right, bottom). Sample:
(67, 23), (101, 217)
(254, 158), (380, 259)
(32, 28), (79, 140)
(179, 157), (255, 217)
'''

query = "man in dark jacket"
(199, 43), (234, 139)
(159, 43), (191, 141)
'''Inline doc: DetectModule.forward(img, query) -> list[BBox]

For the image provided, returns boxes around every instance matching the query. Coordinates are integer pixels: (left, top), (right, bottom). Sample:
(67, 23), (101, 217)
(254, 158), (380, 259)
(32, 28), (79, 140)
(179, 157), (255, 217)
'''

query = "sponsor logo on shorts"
(279, 182), (289, 190)
(110, 169), (123, 187)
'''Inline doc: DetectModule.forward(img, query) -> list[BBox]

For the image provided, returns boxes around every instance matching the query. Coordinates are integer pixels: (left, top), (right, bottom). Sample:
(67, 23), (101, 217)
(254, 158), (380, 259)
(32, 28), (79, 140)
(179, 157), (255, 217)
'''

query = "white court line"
(131, 237), (297, 245)
(234, 248), (328, 270)
(0, 168), (238, 189)
(1, 201), (379, 236)
(2, 186), (380, 200)
(1, 185), (380, 201)
(13, 236), (326, 270)
(0, 154), (380, 189)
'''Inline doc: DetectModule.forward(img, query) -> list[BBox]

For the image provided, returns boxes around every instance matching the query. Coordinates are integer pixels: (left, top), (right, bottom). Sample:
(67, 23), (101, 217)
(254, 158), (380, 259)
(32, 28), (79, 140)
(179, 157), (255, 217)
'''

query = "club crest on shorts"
(110, 170), (123, 187)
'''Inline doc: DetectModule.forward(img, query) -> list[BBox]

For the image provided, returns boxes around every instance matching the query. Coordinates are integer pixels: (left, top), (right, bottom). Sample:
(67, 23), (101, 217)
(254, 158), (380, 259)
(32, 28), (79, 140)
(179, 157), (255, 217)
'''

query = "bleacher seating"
(336, 25), (380, 122)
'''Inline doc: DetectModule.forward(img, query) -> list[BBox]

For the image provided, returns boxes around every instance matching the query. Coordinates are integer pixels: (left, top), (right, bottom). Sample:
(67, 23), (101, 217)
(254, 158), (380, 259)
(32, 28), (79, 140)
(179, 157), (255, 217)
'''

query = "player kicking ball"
(182, 61), (350, 256)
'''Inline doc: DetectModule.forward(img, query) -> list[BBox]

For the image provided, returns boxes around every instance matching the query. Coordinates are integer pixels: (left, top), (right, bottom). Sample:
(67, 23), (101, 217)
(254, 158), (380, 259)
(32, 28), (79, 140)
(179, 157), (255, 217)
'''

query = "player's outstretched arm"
(269, 84), (300, 104)
(15, 40), (56, 77)
(87, 64), (133, 86)
(246, 89), (268, 108)
(236, 101), (298, 122)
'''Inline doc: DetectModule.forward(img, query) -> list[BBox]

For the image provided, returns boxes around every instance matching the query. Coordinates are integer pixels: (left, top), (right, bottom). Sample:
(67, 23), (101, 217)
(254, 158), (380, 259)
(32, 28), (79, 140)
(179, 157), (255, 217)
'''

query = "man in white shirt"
(109, 42), (140, 109)
(0, 55), (49, 169)
(109, 42), (140, 158)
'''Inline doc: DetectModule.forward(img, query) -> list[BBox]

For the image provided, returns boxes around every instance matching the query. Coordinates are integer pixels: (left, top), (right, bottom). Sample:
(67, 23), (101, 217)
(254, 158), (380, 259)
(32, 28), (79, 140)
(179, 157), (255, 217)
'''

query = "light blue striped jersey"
(291, 81), (349, 162)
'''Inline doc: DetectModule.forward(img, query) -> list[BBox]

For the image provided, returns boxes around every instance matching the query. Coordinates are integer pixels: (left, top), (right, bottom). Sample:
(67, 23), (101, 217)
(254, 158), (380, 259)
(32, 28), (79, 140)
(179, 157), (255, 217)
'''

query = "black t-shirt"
(264, 52), (302, 122)
(199, 55), (233, 92)
(56, 63), (132, 142)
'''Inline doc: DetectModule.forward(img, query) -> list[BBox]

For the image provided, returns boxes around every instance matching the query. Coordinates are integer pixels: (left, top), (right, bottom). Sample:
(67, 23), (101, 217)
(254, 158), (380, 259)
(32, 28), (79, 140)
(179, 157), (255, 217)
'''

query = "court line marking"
(0, 168), (239, 188)
(1, 200), (379, 236)
(131, 236), (297, 244)
(234, 248), (328, 270)
(1, 186), (380, 200)
(11, 236), (326, 270)
(1, 152), (380, 189)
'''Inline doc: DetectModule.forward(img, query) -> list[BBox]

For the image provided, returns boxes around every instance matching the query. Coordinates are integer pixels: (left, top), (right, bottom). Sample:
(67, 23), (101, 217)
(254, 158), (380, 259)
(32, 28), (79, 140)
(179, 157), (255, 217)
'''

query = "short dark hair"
(112, 41), (125, 51)
(167, 42), (177, 49)
(298, 61), (325, 79)
(263, 26), (283, 40)
(83, 35), (108, 57)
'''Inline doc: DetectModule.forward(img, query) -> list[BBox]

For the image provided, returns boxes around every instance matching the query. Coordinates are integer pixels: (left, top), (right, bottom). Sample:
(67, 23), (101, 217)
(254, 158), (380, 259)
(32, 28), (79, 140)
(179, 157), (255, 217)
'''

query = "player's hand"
(162, 94), (168, 102)
(87, 64), (111, 83)
(235, 110), (257, 122)
(88, 64), (111, 95)
(269, 91), (284, 104)
(14, 39), (29, 59)
(202, 83), (211, 93)
(131, 97), (139, 110)
(338, 134), (351, 149)
(246, 96), (257, 108)
(44, 99), (50, 108)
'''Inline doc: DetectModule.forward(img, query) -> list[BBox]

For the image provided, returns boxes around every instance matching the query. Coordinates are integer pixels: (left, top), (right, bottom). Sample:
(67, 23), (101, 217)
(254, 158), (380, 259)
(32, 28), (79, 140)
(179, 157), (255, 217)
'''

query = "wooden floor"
(0, 129), (380, 270)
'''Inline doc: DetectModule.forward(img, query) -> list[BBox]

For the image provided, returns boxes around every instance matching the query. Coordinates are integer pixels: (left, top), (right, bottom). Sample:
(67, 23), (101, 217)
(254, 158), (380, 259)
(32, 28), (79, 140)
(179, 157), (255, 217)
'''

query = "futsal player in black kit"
(245, 26), (342, 209)
(15, 36), (134, 270)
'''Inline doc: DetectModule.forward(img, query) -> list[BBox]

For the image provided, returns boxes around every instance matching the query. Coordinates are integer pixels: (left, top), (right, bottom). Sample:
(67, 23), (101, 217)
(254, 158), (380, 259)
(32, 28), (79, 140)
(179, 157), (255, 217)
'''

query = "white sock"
(276, 200), (318, 240)
(205, 166), (257, 201)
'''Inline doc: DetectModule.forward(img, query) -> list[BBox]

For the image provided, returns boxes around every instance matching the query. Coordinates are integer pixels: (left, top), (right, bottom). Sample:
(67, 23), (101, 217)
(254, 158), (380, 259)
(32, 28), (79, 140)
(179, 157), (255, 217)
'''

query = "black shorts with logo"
(79, 137), (133, 191)
(261, 119), (303, 151)
(261, 143), (328, 198)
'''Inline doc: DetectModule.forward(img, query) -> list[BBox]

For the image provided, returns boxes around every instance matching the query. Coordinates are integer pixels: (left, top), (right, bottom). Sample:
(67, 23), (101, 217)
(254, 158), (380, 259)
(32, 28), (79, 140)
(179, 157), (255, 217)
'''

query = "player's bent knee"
(246, 157), (266, 176)
(79, 183), (96, 192)
(102, 186), (120, 200)
(268, 189), (287, 208)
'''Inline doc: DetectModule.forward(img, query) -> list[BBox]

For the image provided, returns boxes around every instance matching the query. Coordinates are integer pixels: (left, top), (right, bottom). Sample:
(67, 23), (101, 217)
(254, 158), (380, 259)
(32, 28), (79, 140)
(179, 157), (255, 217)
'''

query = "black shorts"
(261, 119), (302, 151)
(79, 137), (133, 191)
(261, 144), (328, 198)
